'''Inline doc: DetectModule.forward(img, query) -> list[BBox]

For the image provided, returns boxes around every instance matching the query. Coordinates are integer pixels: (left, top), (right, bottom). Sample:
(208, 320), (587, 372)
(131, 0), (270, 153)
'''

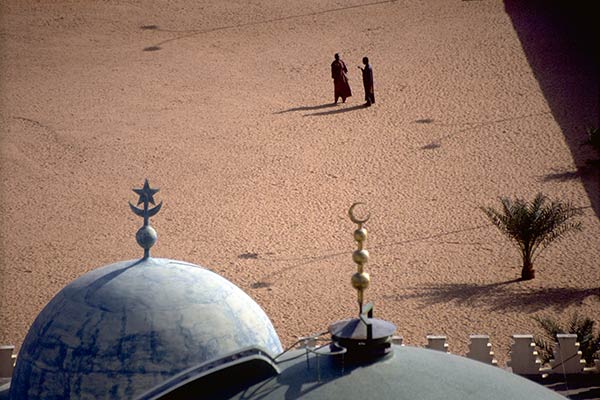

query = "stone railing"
(0, 345), (16, 382)
(391, 334), (599, 375)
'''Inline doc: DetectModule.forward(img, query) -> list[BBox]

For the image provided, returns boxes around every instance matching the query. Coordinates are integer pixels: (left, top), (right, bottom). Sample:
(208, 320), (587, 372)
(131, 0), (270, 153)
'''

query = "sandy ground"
(1, 0), (599, 370)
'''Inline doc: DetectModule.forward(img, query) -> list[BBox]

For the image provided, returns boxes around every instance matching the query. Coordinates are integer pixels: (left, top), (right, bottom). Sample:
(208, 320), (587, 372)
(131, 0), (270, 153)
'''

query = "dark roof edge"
(136, 346), (279, 400)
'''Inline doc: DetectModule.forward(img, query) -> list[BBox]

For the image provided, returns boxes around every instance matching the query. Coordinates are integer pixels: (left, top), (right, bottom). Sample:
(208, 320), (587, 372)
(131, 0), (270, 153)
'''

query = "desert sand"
(1, 0), (598, 369)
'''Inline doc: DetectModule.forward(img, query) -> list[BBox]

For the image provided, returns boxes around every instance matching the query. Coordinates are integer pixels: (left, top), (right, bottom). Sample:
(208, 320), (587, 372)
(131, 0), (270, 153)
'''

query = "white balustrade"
(426, 335), (449, 353)
(507, 334), (541, 375)
(466, 334), (498, 366)
(549, 334), (586, 374)
(391, 335), (404, 346)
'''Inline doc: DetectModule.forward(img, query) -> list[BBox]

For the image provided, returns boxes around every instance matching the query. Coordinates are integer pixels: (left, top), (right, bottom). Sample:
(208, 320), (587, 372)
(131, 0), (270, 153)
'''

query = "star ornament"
(134, 179), (160, 206)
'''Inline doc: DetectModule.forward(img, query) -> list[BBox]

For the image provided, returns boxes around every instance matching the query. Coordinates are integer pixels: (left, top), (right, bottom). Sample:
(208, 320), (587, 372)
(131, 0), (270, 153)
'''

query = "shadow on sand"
(304, 104), (365, 116)
(504, 0), (600, 215)
(541, 165), (598, 182)
(385, 281), (599, 313)
(542, 169), (582, 182)
(421, 142), (441, 150)
(273, 103), (338, 114)
(247, 225), (492, 289)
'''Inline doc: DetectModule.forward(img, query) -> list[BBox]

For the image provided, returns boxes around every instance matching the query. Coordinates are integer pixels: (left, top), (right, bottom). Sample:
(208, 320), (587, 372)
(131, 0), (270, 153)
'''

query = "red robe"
(331, 59), (352, 100)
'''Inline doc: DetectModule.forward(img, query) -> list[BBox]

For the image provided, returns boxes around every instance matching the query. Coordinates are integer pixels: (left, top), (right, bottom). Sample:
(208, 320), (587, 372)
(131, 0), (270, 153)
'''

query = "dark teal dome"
(153, 345), (568, 400)
(10, 258), (282, 399)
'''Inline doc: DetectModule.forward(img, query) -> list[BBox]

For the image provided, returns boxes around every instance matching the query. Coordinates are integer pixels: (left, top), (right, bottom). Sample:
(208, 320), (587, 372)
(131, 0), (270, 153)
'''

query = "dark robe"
(362, 64), (375, 105)
(331, 59), (352, 101)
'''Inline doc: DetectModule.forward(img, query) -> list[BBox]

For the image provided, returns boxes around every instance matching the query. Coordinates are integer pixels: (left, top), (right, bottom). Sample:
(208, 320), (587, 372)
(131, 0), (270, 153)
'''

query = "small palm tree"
(482, 193), (582, 280)
(534, 313), (600, 366)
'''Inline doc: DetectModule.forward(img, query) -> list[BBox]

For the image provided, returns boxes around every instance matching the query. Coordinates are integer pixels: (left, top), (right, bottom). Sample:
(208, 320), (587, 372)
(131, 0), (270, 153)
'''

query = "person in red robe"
(331, 53), (352, 104)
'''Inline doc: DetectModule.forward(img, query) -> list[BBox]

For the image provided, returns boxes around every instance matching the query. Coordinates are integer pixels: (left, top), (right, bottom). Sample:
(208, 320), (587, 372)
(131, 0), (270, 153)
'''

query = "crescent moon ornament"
(129, 201), (145, 217)
(146, 201), (163, 217)
(129, 201), (163, 218)
(348, 202), (370, 225)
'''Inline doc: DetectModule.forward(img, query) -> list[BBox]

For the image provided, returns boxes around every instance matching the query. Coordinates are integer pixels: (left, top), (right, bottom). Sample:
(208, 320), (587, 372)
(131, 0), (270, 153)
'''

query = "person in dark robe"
(358, 56), (375, 106)
(331, 53), (352, 104)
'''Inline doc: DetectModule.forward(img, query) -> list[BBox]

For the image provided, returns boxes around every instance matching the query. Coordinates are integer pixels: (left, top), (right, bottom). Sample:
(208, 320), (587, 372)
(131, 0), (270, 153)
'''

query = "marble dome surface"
(10, 257), (282, 399)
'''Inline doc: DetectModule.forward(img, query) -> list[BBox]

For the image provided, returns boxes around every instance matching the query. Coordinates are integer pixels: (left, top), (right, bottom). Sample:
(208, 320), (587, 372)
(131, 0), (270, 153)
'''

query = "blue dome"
(10, 258), (282, 399)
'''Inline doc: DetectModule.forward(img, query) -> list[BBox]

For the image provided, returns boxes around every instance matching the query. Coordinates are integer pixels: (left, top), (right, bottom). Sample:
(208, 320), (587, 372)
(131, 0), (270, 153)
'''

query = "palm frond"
(533, 336), (555, 364)
(534, 313), (600, 366)
(534, 315), (564, 337)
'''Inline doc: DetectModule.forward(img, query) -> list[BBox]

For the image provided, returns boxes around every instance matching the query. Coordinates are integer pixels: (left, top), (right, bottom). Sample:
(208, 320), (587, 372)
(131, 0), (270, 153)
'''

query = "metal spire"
(129, 179), (163, 259)
(348, 202), (371, 315)
(328, 203), (396, 360)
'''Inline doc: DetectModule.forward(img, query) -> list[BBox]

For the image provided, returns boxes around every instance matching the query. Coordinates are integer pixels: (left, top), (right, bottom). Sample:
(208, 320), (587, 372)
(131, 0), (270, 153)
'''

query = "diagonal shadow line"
(261, 251), (347, 281)
(82, 259), (145, 306)
(418, 111), (552, 150)
(422, 111), (552, 129)
(144, 0), (397, 50)
(253, 209), (590, 285)
(371, 224), (492, 250)
(304, 104), (365, 116)
(255, 224), (493, 282)
(273, 103), (338, 114)
(260, 225), (492, 264)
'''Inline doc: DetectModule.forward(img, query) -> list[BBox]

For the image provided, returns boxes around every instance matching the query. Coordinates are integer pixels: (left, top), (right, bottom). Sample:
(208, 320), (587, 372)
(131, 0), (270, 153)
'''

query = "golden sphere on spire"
(352, 249), (369, 265)
(354, 228), (368, 243)
(351, 271), (371, 290)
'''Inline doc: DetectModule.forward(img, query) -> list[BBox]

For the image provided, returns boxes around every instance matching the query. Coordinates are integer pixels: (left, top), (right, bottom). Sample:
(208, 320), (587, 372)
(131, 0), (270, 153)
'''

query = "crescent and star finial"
(130, 179), (162, 259)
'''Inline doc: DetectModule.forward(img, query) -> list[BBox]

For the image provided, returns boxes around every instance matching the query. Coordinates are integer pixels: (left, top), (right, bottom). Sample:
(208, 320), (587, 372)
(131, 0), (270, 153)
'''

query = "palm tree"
(482, 193), (582, 280)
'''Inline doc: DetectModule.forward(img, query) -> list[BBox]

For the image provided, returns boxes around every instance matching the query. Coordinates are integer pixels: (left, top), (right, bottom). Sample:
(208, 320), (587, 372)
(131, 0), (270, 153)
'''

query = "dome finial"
(348, 202), (371, 314)
(129, 179), (163, 258)
(328, 203), (395, 360)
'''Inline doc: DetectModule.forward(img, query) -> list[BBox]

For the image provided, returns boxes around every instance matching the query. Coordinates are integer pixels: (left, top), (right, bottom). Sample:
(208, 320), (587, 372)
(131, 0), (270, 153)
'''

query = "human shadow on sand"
(304, 104), (365, 117)
(541, 165), (598, 182)
(386, 281), (599, 312)
(274, 103), (338, 114)
(504, 0), (600, 216)
(542, 169), (582, 182)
